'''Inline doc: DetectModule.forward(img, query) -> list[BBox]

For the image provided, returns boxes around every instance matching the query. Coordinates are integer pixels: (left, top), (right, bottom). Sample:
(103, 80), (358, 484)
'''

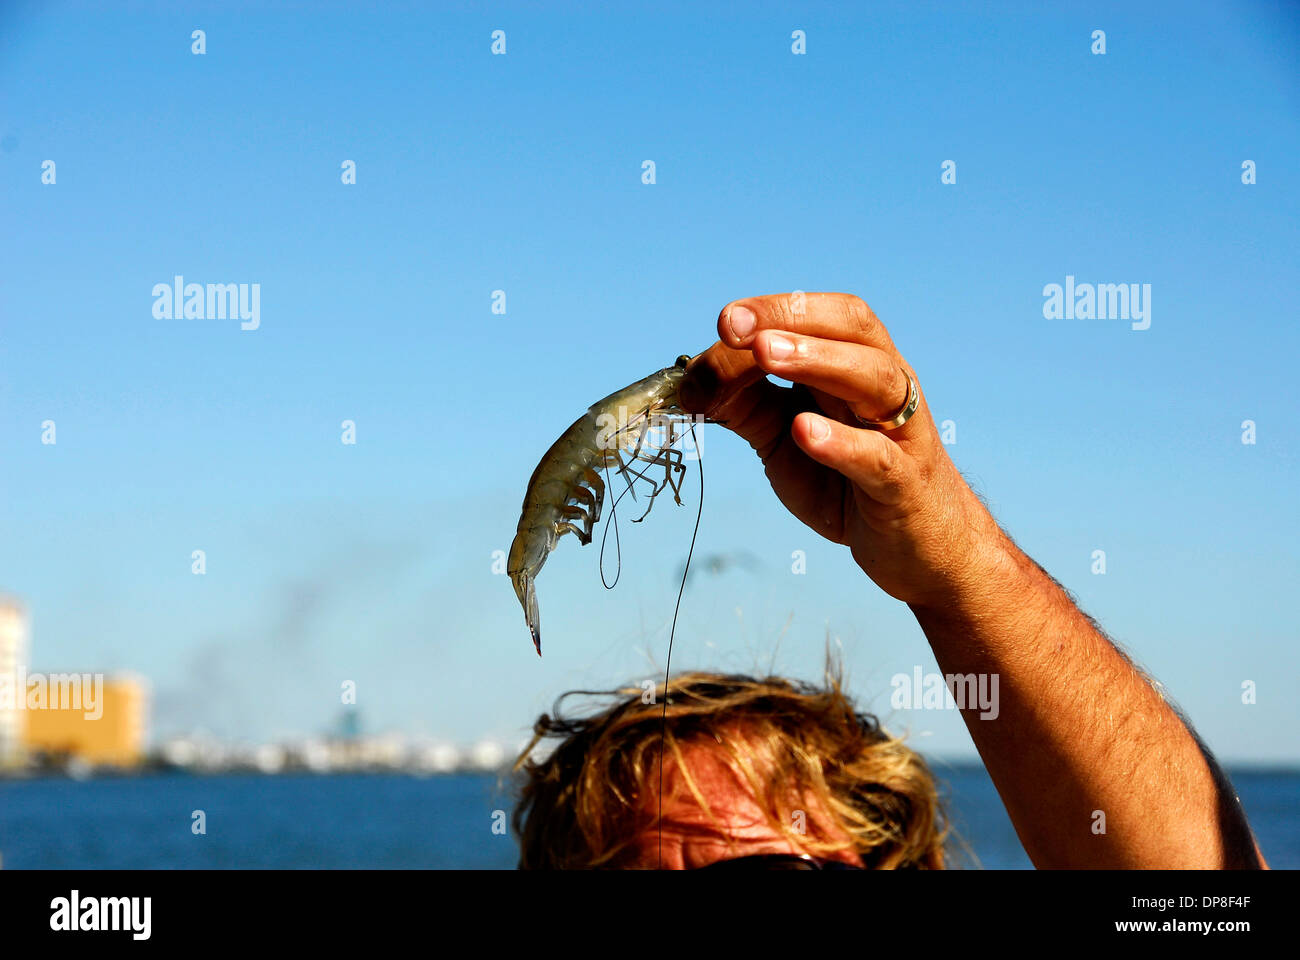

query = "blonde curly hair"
(512, 666), (948, 869)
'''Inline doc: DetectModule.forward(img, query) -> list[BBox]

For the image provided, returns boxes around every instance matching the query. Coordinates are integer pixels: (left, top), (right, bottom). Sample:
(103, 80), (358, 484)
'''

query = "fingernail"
(808, 417), (830, 442)
(767, 335), (794, 361)
(728, 304), (756, 340)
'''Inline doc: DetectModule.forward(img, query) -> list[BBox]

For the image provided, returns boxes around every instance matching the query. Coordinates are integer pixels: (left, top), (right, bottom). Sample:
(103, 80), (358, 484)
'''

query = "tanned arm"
(680, 292), (1264, 869)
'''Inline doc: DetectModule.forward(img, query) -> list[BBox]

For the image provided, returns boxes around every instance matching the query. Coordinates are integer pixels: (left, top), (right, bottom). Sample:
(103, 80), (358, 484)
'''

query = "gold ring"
(853, 372), (919, 431)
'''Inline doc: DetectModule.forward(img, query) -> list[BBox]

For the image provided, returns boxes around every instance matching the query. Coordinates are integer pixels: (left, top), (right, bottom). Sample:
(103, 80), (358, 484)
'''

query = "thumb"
(791, 412), (916, 506)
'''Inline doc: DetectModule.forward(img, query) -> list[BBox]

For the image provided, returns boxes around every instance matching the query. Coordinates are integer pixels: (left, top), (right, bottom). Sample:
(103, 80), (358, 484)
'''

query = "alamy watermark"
(594, 409), (707, 463)
(890, 667), (999, 720)
(50, 890), (150, 940)
(152, 275), (260, 330)
(1042, 275), (1150, 330)
(0, 668), (104, 720)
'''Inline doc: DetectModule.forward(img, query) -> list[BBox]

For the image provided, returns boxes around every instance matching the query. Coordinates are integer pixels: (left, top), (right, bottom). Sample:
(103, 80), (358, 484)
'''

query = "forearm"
(909, 525), (1262, 869)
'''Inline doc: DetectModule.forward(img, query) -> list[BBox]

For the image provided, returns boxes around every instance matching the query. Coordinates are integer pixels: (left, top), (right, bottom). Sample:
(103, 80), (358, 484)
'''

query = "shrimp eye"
(675, 355), (690, 368)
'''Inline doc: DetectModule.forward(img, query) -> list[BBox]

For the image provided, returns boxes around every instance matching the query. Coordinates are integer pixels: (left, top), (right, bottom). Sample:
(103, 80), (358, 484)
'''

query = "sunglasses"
(696, 853), (865, 871)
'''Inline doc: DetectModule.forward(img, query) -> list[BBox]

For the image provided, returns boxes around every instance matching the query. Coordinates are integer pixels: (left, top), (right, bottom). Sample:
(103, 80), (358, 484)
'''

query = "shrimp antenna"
(588, 416), (702, 869)
(598, 418), (686, 589)
(598, 429), (651, 589)
(659, 421), (702, 870)
(598, 459), (625, 589)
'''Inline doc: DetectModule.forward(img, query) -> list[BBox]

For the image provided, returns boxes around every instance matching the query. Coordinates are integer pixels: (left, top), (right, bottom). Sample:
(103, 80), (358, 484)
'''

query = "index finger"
(719, 293), (898, 354)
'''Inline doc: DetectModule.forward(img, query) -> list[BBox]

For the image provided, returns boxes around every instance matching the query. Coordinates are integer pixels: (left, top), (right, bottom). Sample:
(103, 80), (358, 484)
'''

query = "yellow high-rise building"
(23, 674), (149, 768)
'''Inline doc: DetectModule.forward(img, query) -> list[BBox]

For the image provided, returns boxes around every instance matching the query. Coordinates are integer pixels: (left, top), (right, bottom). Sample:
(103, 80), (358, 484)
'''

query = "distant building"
(337, 707), (361, 740)
(23, 674), (149, 768)
(0, 599), (29, 768)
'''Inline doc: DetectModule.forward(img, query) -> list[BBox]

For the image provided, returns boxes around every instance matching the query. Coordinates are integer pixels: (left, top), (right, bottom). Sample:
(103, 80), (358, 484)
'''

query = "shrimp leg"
(628, 446), (686, 521)
(619, 418), (688, 521)
(582, 470), (606, 523)
(555, 518), (589, 543)
(566, 484), (598, 520)
(651, 419), (687, 506)
(610, 417), (654, 502)
(560, 504), (595, 544)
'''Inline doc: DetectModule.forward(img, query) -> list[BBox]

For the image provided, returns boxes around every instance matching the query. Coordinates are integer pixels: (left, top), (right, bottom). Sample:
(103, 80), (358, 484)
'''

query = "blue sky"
(1, 1), (1297, 762)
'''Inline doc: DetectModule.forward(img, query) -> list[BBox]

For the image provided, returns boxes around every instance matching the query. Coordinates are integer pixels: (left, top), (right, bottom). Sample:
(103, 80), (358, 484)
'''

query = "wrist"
(907, 515), (1040, 632)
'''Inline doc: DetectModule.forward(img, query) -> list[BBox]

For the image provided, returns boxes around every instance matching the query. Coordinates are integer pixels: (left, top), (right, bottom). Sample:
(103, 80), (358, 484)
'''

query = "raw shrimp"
(508, 355), (697, 655)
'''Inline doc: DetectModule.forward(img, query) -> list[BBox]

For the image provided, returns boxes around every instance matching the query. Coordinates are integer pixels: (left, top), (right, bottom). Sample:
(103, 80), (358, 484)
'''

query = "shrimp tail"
(511, 570), (542, 656)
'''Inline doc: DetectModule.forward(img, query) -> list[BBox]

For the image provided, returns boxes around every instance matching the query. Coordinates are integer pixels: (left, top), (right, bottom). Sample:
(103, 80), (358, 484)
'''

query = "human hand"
(679, 293), (1004, 610)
